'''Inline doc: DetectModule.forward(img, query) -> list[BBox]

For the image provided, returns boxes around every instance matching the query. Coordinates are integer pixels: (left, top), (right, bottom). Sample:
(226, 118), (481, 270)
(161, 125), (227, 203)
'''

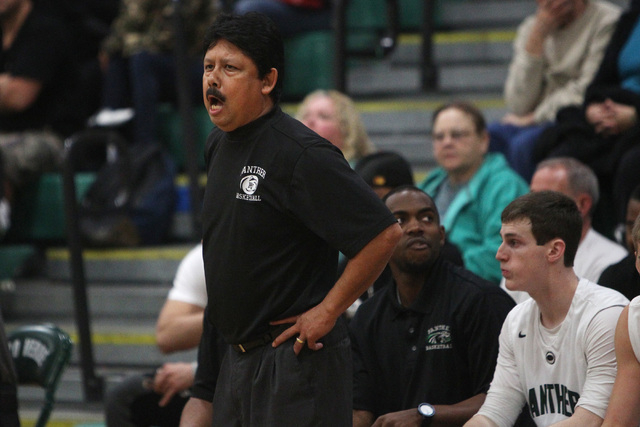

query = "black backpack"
(79, 142), (177, 247)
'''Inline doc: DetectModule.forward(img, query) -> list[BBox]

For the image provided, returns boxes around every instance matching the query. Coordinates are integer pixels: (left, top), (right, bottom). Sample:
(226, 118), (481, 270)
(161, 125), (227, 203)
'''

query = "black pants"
(212, 319), (352, 426)
(104, 372), (189, 427)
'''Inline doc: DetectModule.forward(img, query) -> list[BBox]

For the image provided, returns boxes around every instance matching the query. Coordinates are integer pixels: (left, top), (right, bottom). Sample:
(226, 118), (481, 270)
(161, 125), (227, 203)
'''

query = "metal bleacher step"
(437, 0), (536, 29)
(43, 245), (193, 284)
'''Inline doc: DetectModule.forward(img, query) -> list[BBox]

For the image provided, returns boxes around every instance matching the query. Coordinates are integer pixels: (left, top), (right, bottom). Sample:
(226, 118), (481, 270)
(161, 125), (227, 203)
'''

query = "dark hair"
(382, 185), (441, 224)
(431, 101), (487, 134)
(502, 191), (582, 267)
(202, 12), (284, 103)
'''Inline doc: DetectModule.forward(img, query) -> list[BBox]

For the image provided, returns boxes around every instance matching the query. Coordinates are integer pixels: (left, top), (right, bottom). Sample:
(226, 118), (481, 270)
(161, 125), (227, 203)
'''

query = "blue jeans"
(488, 121), (552, 183)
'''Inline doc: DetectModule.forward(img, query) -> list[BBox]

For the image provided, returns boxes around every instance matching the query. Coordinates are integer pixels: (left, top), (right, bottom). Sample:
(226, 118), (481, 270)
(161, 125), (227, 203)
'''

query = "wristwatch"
(418, 402), (435, 426)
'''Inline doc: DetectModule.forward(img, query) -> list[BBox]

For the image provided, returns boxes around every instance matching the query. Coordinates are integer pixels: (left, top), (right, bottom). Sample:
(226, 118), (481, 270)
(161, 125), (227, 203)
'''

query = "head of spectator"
(625, 185), (640, 252)
(296, 89), (375, 163)
(355, 151), (414, 198)
(537, 0), (589, 30)
(498, 191), (582, 296)
(530, 157), (599, 240)
(202, 12), (283, 131)
(431, 101), (489, 185)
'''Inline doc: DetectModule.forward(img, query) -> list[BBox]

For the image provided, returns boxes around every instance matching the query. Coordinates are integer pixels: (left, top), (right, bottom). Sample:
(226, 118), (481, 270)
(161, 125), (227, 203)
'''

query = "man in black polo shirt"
(180, 12), (402, 427)
(350, 186), (515, 426)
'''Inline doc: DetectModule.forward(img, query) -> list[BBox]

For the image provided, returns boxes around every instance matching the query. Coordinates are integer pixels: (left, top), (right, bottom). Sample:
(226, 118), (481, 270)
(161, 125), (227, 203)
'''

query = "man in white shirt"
(502, 157), (627, 303)
(464, 191), (628, 427)
(487, 0), (620, 182)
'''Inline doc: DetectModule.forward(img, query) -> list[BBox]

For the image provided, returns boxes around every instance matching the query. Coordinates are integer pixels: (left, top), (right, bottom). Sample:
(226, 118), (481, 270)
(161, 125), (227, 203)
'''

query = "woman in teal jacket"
(419, 102), (529, 284)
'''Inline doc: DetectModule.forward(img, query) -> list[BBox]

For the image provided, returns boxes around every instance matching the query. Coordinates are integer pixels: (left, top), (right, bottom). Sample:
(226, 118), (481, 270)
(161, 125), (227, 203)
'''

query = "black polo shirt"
(349, 257), (515, 417)
(201, 107), (397, 344)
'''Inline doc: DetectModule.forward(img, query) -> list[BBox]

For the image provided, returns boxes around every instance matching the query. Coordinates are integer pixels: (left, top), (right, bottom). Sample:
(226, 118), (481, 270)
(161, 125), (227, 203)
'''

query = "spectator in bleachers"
(0, 0), (83, 237)
(418, 101), (528, 284)
(34, 0), (120, 123)
(501, 157), (628, 304)
(350, 186), (514, 426)
(599, 184), (640, 300)
(94, 0), (217, 146)
(531, 157), (627, 281)
(105, 244), (225, 427)
(533, 1), (640, 235)
(232, 0), (331, 37)
(465, 191), (629, 427)
(296, 89), (376, 166)
(488, 0), (621, 182)
(601, 213), (640, 427)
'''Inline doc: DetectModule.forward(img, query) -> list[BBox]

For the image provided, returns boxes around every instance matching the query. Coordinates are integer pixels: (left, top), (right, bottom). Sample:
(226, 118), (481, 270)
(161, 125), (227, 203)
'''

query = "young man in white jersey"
(464, 190), (628, 427)
(602, 214), (640, 426)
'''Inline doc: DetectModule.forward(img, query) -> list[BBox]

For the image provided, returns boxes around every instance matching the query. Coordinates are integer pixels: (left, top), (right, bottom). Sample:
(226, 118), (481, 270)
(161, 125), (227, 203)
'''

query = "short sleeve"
(167, 244), (207, 308)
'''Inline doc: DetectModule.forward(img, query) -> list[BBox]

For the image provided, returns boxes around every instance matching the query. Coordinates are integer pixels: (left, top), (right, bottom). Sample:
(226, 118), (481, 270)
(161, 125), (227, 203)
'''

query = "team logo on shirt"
(236, 166), (265, 202)
(528, 384), (580, 418)
(425, 324), (452, 351)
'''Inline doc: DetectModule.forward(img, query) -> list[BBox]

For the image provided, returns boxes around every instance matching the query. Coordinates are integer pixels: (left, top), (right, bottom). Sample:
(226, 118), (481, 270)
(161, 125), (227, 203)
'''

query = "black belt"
(231, 324), (291, 354)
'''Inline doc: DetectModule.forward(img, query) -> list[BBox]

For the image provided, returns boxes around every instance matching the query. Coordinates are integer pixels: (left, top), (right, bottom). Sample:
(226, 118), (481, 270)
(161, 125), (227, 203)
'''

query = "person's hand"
(586, 102), (611, 131)
(501, 112), (536, 127)
(606, 99), (637, 135)
(270, 304), (337, 355)
(588, 99), (637, 136)
(152, 362), (195, 407)
(371, 408), (423, 426)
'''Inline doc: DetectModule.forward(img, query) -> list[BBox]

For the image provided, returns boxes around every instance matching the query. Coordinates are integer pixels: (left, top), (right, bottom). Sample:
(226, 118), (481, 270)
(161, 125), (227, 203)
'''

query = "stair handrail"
(61, 129), (130, 402)
(333, 0), (438, 93)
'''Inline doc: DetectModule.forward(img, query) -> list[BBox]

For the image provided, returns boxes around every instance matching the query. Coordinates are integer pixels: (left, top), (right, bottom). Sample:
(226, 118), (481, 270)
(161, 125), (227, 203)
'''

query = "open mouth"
(407, 238), (429, 250)
(206, 88), (225, 111)
(208, 95), (223, 110)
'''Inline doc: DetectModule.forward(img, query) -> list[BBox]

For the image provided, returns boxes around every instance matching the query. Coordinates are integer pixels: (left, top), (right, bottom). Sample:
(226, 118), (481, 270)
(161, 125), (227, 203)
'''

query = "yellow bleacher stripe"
(398, 29), (516, 45)
(46, 247), (191, 261)
(20, 420), (104, 427)
(284, 97), (505, 115)
(68, 332), (156, 345)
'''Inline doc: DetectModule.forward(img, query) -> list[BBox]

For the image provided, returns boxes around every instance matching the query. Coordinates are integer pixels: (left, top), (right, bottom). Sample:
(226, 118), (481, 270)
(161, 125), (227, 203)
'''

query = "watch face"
(418, 403), (435, 417)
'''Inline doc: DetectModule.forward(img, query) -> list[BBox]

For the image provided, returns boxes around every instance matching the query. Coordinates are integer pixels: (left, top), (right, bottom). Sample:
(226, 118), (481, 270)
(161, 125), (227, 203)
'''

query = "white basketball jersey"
(479, 279), (628, 426)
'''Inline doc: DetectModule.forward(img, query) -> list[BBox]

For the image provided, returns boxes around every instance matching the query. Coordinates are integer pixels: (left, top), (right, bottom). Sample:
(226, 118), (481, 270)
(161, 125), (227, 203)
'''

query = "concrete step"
(438, 0), (536, 29)
(5, 279), (169, 320)
(346, 30), (514, 97)
(436, 0), (628, 29)
(44, 245), (193, 284)
(392, 31), (515, 66)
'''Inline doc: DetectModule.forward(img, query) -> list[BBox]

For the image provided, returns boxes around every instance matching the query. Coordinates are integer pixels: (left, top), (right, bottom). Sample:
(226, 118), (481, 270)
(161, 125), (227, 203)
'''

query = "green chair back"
(8, 324), (73, 427)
